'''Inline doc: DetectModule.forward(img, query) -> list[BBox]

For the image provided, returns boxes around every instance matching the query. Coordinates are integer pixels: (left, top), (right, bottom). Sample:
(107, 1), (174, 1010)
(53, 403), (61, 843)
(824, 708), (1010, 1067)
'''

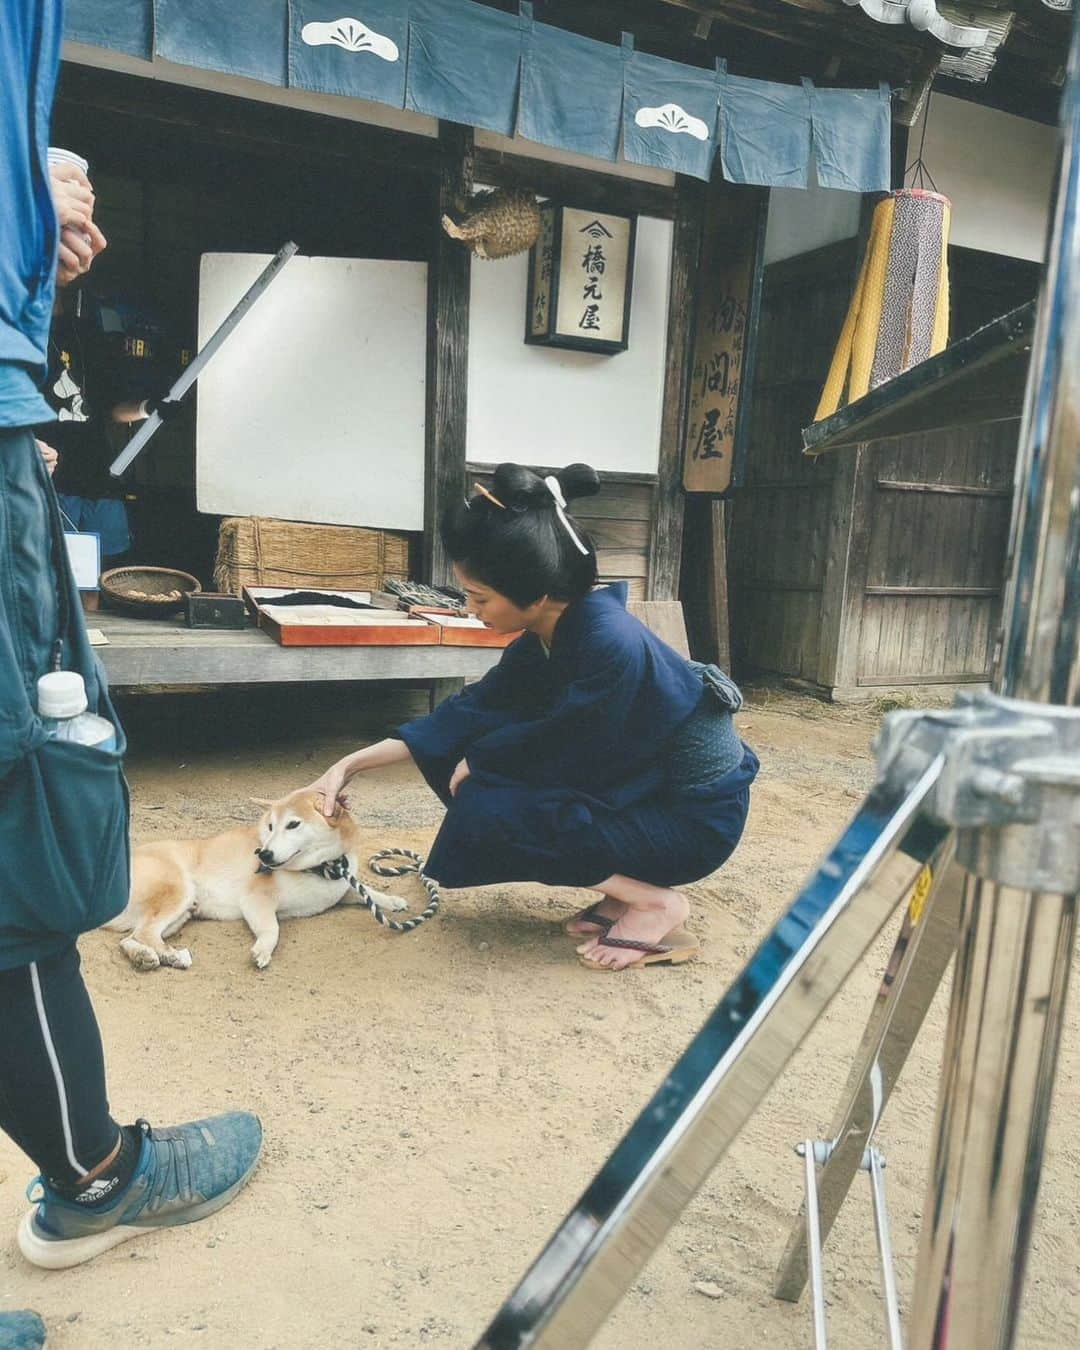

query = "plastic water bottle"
(37, 671), (117, 750)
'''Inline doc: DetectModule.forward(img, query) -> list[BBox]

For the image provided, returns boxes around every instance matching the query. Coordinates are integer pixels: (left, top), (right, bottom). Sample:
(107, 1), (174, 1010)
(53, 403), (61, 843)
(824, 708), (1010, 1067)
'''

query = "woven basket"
(101, 566), (201, 618)
(213, 517), (412, 596)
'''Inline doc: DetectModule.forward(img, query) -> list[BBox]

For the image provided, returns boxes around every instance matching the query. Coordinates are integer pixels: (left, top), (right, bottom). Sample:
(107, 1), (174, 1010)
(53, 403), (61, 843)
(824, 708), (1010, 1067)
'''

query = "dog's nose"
(256, 848), (275, 865)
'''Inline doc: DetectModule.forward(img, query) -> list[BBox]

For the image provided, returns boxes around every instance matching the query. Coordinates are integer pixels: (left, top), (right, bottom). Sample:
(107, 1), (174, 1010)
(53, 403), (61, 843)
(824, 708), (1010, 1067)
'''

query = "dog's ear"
(249, 796), (274, 808)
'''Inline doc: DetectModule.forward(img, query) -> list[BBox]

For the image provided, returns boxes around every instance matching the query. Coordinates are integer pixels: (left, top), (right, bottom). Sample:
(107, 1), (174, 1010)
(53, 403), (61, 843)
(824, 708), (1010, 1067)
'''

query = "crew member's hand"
(140, 395), (183, 422)
(449, 757), (471, 797)
(56, 220), (107, 286)
(48, 161), (94, 231)
(36, 439), (58, 476)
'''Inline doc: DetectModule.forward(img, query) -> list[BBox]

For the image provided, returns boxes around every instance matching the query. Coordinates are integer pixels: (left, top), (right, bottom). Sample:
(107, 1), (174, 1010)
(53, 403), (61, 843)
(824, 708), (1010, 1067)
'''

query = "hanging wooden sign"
(684, 182), (768, 493)
(525, 204), (636, 355)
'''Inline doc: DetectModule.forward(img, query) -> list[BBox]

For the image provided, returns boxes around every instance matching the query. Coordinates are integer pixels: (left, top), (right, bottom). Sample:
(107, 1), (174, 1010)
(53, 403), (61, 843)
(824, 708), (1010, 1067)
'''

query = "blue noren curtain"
(518, 20), (626, 163)
(622, 50), (719, 182)
(718, 71), (811, 189)
(288, 0), (408, 105)
(405, 0), (523, 135)
(155, 0), (287, 87)
(65, 0), (153, 60)
(809, 81), (891, 193)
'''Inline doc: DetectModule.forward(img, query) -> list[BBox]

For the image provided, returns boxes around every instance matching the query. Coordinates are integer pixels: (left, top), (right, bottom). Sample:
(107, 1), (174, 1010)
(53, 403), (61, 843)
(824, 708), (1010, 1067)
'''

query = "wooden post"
(816, 444), (875, 695)
(424, 122), (474, 588)
(679, 494), (731, 667)
(649, 176), (704, 601)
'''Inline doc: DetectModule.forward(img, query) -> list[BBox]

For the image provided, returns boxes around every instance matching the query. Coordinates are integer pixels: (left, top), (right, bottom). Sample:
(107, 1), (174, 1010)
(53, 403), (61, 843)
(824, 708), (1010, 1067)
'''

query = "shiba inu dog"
(106, 790), (406, 970)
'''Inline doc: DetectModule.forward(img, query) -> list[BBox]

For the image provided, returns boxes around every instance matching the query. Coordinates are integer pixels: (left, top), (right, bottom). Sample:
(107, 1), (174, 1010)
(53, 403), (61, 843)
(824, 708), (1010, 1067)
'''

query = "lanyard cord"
(40, 463), (72, 672)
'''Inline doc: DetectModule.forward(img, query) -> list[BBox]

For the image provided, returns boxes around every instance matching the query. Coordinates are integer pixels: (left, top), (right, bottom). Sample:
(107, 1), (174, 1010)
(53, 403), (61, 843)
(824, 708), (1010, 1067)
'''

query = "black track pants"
(0, 944), (119, 1185)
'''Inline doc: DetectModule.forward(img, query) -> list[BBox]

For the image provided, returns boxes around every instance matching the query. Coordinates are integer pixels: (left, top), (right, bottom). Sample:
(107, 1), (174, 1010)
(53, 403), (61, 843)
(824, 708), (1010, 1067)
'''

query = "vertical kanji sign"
(684, 182), (768, 493)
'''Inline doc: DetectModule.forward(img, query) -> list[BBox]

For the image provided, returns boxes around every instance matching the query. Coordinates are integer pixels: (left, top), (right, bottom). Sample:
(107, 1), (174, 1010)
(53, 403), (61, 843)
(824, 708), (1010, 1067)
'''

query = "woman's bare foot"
(564, 896), (628, 935)
(576, 889), (690, 971)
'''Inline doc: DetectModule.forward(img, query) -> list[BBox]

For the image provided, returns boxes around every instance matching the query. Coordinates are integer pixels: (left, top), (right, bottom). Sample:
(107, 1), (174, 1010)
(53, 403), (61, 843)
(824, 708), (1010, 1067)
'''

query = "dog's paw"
(251, 945), (274, 970)
(163, 947), (193, 970)
(121, 938), (161, 972)
(370, 888), (409, 914)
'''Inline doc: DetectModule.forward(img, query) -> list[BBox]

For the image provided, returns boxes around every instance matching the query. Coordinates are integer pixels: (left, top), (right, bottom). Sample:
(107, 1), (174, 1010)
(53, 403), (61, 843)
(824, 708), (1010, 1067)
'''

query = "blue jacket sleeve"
(395, 634), (539, 767)
(466, 637), (649, 790)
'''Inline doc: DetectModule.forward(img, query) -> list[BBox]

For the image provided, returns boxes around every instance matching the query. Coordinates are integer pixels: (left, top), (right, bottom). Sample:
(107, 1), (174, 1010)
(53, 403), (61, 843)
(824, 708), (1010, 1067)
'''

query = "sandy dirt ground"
(2, 683), (1079, 1349)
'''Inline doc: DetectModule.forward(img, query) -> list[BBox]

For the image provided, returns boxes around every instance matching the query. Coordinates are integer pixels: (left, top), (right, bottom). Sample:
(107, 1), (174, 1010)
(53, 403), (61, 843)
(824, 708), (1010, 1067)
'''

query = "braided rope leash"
(323, 848), (440, 933)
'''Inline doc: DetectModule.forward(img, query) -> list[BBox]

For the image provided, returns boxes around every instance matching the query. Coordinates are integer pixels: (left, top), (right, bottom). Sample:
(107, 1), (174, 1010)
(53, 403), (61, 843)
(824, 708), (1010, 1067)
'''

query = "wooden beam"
(475, 148), (676, 220)
(656, 0), (931, 80)
(55, 63), (440, 175)
(424, 123), (473, 588)
(648, 177), (704, 600)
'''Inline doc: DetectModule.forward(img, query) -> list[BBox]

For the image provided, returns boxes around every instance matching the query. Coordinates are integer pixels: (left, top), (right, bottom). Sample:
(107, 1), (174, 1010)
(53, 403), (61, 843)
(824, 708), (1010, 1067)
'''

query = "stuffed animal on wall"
(441, 187), (541, 260)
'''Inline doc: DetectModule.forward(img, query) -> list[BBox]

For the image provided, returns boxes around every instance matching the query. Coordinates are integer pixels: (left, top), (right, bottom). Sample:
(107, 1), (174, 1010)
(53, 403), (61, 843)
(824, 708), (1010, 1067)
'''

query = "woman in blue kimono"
(309, 463), (758, 971)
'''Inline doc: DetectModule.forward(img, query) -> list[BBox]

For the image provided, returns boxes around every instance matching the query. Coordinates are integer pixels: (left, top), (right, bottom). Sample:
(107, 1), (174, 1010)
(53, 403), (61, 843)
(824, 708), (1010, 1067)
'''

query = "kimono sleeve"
(395, 634), (540, 768)
(466, 637), (648, 789)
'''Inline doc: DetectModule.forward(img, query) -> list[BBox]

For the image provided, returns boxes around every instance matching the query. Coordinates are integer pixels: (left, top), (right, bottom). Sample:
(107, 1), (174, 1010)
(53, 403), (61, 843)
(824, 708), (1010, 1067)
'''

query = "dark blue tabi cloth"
(396, 582), (758, 890)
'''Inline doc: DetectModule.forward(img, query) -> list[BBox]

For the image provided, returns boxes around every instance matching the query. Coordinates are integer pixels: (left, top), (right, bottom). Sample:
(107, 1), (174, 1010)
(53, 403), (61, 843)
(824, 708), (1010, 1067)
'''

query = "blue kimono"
(397, 582), (758, 890)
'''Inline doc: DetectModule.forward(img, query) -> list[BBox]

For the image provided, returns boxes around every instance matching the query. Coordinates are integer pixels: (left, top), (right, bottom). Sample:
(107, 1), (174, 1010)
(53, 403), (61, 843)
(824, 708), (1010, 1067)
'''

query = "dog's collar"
(312, 854), (351, 881)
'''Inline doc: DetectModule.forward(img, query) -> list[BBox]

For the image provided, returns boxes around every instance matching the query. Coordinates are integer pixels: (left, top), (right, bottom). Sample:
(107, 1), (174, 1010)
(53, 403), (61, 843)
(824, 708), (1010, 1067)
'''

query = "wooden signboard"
(525, 204), (636, 356)
(683, 183), (769, 494)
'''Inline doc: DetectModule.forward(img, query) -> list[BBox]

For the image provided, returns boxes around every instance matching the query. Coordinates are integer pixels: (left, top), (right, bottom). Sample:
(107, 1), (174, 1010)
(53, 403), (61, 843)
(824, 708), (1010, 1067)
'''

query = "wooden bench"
(93, 600), (689, 700)
(93, 611), (501, 704)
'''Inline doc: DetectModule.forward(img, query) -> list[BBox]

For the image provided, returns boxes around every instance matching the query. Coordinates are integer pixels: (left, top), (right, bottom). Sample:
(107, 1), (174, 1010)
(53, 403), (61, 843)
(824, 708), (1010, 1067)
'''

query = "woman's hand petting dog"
(303, 760), (350, 819)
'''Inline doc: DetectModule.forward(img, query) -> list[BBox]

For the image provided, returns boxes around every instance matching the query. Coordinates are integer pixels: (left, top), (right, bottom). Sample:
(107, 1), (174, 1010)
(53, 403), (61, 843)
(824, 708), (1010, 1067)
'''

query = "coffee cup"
(47, 147), (90, 175)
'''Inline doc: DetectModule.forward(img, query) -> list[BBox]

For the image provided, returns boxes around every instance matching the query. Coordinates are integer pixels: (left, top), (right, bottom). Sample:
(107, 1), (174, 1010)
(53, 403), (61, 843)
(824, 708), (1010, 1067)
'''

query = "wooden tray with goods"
(244, 587), (438, 647)
(243, 587), (521, 649)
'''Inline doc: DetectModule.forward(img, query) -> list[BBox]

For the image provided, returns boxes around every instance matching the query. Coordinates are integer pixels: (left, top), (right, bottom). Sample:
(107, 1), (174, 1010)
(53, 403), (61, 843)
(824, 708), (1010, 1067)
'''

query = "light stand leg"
(869, 1148), (904, 1350)
(804, 1139), (829, 1350)
(774, 840), (962, 1301)
(909, 880), (1078, 1349)
(908, 12), (1080, 1348)
(475, 758), (946, 1349)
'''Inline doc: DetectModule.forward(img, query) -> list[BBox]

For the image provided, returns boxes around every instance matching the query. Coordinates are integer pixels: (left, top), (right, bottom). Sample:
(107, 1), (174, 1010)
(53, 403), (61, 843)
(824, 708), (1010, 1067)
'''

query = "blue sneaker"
(0, 1311), (46, 1350)
(17, 1113), (262, 1270)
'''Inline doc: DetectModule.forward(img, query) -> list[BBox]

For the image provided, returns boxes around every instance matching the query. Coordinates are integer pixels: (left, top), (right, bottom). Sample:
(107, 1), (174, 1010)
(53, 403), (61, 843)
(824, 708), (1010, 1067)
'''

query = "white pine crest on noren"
(300, 17), (400, 61)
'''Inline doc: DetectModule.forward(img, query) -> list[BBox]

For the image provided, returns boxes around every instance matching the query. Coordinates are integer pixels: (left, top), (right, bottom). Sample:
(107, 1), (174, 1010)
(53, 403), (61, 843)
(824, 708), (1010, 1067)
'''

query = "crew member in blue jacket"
(0, 1), (260, 1304)
(309, 462), (758, 971)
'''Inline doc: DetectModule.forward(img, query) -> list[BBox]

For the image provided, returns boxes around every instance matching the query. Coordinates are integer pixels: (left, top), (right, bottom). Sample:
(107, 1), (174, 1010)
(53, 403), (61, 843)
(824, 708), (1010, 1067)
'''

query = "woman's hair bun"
(487, 461), (600, 513)
(490, 462), (546, 513)
(556, 463), (600, 503)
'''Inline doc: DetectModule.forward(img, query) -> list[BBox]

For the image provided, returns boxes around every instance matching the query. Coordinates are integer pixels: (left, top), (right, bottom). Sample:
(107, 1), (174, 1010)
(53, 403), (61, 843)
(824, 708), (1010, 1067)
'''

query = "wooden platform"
(91, 611), (502, 692)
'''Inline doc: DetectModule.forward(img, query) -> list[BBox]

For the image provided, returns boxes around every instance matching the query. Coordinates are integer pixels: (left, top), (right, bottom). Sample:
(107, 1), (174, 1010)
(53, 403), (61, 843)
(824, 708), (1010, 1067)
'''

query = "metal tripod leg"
(909, 13), (1080, 1347)
(475, 756), (947, 1350)
(909, 877), (1078, 1349)
(774, 836), (964, 1303)
(796, 1141), (902, 1350)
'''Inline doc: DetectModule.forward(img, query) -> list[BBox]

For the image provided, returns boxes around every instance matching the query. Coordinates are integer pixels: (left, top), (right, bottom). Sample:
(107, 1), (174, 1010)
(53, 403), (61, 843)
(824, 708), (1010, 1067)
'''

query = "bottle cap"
(37, 670), (89, 719)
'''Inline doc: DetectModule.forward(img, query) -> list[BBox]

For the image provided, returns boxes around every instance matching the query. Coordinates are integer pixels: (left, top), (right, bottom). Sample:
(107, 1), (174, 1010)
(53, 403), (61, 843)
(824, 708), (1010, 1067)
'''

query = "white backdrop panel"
(467, 216), (672, 474)
(196, 253), (427, 530)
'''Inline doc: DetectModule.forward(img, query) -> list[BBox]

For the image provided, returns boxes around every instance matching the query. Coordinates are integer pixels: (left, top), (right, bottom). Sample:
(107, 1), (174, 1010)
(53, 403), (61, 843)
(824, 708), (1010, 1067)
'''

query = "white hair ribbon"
(543, 475), (589, 556)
